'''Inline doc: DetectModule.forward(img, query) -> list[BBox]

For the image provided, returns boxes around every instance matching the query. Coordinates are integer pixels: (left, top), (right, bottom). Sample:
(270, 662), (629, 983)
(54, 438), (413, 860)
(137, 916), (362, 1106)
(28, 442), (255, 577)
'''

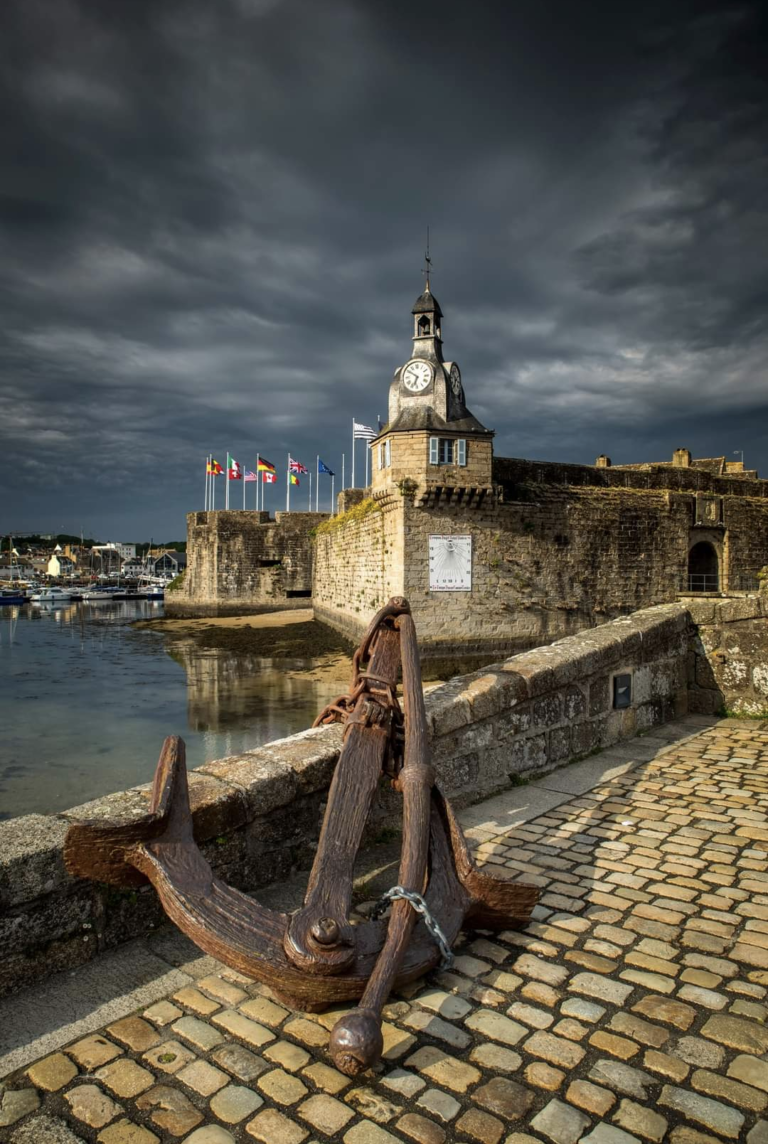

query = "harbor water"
(0, 600), (352, 819)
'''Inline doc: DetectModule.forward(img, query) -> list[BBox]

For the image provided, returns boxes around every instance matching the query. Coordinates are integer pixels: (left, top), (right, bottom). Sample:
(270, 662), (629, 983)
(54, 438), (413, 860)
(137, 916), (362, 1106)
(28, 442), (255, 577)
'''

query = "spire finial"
(421, 226), (432, 292)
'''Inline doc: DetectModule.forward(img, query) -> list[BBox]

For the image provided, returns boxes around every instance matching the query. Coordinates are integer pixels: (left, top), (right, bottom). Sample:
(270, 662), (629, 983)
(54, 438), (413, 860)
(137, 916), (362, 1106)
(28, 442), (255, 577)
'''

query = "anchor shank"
(329, 612), (434, 1073)
(284, 625), (401, 972)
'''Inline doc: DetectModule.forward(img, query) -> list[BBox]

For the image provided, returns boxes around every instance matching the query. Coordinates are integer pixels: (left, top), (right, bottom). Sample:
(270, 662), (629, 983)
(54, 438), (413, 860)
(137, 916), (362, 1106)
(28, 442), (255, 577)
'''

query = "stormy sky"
(1, 0), (766, 541)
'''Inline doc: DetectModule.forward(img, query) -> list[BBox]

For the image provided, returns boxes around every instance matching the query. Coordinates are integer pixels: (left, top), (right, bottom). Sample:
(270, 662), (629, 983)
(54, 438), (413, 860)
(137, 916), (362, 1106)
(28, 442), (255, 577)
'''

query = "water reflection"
(168, 641), (346, 735)
(0, 601), (350, 819)
(0, 601), (493, 821)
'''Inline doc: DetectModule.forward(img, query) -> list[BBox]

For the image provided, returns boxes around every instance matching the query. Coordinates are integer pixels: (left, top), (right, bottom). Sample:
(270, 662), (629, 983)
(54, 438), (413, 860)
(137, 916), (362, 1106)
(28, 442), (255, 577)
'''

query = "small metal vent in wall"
(613, 673), (632, 709)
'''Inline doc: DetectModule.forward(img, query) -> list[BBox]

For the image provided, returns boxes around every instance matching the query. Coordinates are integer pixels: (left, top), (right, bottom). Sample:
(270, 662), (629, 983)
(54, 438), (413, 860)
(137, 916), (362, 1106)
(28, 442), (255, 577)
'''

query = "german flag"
(257, 457), (276, 473)
(207, 458), (223, 475)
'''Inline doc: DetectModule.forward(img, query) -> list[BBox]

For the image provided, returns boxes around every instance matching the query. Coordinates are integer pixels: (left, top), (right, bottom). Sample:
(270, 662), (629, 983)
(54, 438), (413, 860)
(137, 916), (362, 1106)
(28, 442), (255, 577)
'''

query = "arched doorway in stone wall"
(688, 541), (719, 592)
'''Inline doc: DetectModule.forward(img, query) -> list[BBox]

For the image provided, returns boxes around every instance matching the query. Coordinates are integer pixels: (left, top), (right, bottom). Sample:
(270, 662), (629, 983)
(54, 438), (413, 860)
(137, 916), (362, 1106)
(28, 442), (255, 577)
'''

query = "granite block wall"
(312, 497), (403, 643)
(687, 593), (768, 714)
(171, 510), (327, 616)
(314, 457), (768, 654)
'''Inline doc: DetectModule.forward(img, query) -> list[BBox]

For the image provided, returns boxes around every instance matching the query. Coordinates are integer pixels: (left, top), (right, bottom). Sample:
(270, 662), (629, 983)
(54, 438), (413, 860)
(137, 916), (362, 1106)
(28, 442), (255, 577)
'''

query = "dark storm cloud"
(1, 0), (766, 536)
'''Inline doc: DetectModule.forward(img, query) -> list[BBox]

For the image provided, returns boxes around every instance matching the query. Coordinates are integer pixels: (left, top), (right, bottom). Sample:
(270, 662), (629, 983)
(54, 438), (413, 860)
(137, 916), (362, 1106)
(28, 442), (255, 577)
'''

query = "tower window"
(378, 439), (391, 469)
(429, 438), (468, 466)
(417, 315), (431, 336)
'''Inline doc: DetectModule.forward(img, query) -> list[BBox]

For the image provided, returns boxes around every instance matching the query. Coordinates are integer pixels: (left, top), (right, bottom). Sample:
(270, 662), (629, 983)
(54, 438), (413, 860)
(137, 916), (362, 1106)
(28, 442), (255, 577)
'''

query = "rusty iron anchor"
(64, 597), (538, 1075)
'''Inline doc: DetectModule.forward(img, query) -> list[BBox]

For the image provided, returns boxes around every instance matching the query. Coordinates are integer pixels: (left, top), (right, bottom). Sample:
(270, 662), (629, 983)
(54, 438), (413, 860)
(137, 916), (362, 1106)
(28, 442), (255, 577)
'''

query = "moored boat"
(30, 587), (73, 605)
(0, 588), (26, 605)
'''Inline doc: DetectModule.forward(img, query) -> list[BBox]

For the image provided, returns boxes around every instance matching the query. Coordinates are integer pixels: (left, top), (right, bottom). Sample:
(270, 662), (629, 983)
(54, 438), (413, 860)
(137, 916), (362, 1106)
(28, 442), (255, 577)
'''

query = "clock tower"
(371, 280), (494, 497)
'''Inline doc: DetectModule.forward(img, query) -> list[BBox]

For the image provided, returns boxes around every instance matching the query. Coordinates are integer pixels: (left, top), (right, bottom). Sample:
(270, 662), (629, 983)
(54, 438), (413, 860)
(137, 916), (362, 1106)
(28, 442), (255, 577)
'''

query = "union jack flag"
(289, 457), (308, 474)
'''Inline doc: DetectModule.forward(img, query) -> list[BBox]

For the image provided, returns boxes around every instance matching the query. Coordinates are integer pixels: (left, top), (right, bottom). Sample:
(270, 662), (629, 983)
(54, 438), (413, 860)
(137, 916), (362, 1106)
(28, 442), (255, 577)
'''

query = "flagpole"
(316, 455), (319, 511)
(225, 454), (229, 510)
(204, 456), (209, 511)
(243, 461), (246, 509)
(331, 474), (335, 515)
(286, 453), (290, 512)
(309, 468), (312, 511)
(212, 466), (216, 511)
(352, 417), (355, 488)
(342, 453), (345, 492)
(365, 438), (369, 488)
(255, 454), (260, 512)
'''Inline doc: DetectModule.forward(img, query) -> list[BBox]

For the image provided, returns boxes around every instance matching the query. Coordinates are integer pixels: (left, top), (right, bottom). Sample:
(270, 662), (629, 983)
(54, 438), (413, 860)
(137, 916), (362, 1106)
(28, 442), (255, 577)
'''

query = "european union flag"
(318, 459), (335, 476)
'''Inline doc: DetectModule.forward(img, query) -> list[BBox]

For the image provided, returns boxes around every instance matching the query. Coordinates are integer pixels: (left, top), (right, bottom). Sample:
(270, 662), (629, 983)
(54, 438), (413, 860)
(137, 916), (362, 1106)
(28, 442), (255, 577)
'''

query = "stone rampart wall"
(402, 489), (691, 654)
(0, 601), (699, 997)
(314, 462), (768, 652)
(312, 498), (403, 644)
(493, 455), (768, 499)
(171, 510), (327, 615)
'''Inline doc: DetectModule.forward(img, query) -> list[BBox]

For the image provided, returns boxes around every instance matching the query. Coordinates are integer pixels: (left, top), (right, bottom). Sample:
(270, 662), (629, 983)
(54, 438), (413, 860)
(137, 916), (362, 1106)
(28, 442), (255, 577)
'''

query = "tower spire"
(421, 226), (432, 292)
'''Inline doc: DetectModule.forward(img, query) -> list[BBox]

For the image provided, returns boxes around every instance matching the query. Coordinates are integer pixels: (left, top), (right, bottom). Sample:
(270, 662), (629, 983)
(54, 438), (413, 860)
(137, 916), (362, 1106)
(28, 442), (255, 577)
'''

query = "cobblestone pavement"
(2, 720), (768, 1144)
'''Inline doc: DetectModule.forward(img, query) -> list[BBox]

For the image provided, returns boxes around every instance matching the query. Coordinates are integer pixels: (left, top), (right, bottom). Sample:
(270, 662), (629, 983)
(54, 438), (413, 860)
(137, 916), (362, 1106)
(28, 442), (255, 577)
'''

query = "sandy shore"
(135, 608), (355, 663)
(134, 607), (315, 634)
(134, 607), (482, 684)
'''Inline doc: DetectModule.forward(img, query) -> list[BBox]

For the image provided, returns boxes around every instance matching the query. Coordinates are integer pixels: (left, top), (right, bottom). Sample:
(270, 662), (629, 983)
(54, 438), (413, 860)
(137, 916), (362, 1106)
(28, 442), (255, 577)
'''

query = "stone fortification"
(5, 597), (768, 997)
(170, 509), (327, 616)
(314, 454), (768, 654)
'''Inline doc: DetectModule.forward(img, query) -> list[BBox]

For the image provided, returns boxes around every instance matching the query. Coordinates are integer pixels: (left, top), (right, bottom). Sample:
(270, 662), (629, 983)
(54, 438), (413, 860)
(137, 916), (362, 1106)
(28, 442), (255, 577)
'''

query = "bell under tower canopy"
(412, 286), (443, 341)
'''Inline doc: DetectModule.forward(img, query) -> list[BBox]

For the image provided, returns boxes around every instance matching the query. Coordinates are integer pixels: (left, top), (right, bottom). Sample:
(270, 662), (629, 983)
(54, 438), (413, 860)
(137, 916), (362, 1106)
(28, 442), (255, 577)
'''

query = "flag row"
(204, 452), (341, 513)
(203, 419), (379, 514)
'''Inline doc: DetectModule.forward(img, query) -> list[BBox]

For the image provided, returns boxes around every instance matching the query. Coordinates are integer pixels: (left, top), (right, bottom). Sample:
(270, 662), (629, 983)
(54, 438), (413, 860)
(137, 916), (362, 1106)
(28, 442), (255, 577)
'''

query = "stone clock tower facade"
(371, 282), (494, 498)
(312, 278), (503, 653)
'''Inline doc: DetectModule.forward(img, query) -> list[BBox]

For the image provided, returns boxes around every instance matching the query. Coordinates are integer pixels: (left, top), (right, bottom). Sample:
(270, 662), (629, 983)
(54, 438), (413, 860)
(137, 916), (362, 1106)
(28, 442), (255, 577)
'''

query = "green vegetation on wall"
(313, 498), (381, 538)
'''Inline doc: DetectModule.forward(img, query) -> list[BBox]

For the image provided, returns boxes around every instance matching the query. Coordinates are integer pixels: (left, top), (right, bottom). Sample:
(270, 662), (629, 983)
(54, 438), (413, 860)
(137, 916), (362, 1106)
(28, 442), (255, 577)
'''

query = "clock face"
(402, 359), (433, 393)
(450, 364), (462, 395)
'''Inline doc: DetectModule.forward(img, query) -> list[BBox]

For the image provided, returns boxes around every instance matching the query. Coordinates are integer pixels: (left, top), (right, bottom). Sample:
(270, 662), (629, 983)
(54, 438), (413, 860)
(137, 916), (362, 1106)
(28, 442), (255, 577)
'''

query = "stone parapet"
(686, 591), (768, 714)
(493, 454), (768, 498)
(0, 600), (716, 998)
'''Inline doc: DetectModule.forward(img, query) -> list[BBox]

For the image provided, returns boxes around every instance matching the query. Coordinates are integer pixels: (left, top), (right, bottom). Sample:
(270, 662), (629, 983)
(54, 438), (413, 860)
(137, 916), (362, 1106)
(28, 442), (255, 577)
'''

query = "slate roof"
(411, 288), (443, 317)
(380, 406), (492, 436)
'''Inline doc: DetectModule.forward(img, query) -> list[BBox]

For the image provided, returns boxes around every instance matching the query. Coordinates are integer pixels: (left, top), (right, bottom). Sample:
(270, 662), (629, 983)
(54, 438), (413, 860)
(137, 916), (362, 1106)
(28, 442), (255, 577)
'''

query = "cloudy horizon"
(1, 0), (766, 540)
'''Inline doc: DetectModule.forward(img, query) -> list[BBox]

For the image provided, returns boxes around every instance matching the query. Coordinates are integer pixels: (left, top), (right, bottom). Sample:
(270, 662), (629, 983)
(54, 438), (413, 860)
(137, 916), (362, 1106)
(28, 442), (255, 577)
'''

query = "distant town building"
(148, 551), (187, 580)
(47, 553), (76, 578)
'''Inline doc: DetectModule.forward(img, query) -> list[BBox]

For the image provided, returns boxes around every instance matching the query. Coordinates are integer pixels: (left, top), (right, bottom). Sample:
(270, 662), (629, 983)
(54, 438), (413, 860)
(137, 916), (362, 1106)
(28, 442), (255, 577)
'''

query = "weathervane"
(421, 226), (433, 291)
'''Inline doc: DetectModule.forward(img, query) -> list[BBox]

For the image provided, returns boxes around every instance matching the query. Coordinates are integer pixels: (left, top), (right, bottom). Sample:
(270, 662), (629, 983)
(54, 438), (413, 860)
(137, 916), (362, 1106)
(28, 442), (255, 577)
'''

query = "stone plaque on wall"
(429, 535), (472, 591)
(695, 495), (723, 527)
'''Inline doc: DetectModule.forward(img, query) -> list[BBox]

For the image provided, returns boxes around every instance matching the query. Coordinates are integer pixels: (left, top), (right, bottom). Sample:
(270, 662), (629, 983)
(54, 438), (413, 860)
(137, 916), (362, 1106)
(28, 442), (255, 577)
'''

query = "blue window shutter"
(429, 437), (439, 464)
(457, 438), (467, 466)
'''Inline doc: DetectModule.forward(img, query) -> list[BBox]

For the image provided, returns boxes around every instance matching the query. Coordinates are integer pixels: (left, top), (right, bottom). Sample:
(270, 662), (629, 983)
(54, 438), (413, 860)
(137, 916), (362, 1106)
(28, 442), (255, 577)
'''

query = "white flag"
(353, 422), (376, 441)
